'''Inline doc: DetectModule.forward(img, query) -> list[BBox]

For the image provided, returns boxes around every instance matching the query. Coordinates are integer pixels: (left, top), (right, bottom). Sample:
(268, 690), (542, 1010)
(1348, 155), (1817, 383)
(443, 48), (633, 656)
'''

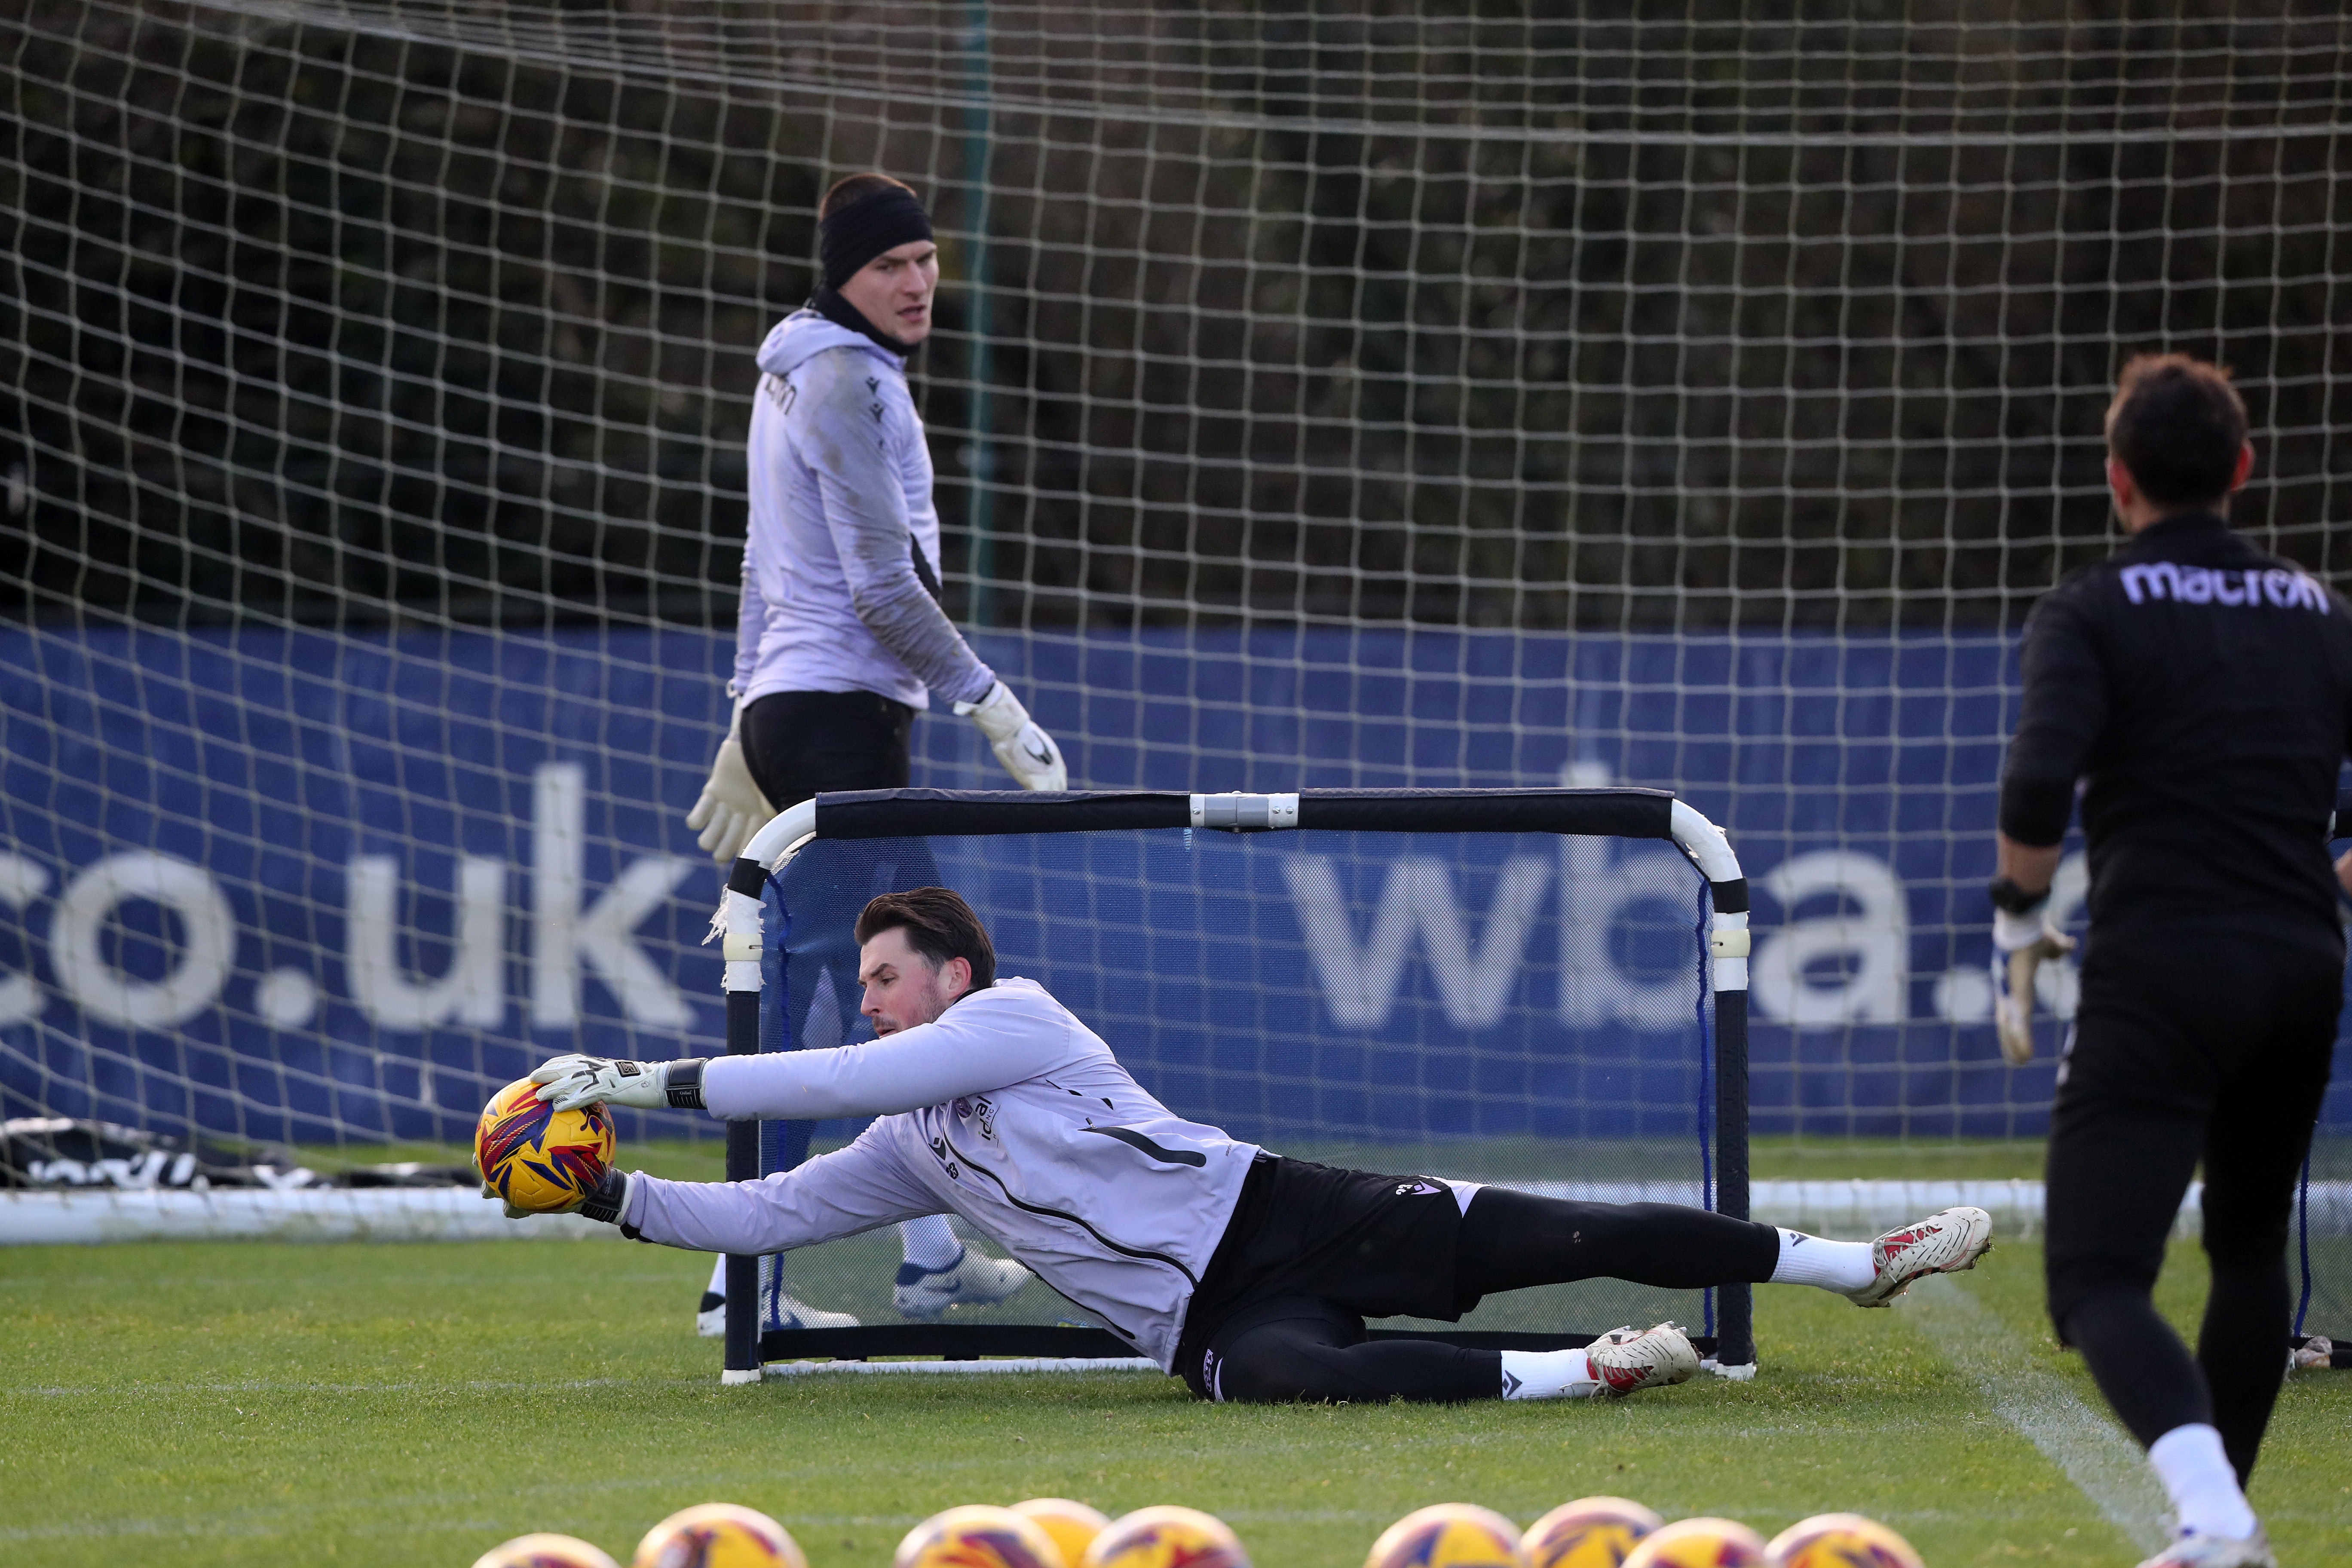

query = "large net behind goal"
(2, 3), (2346, 1338)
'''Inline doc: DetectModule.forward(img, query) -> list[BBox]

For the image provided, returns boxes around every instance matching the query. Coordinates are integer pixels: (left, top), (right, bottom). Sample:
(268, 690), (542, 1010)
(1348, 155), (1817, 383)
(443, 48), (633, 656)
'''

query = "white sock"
(2147, 1424), (2259, 1539)
(705, 1253), (726, 1297)
(1499, 1348), (1597, 1400)
(898, 1214), (962, 1271)
(1769, 1228), (1879, 1294)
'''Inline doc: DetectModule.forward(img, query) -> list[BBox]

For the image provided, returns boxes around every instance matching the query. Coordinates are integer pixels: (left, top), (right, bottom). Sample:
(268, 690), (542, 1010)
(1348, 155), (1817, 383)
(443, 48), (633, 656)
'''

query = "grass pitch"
(5, 1231), (2346, 1568)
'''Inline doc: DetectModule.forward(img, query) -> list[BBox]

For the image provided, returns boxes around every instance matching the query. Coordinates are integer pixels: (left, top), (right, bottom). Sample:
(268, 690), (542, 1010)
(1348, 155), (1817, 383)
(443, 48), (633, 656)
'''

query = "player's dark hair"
(855, 887), (995, 990)
(2105, 353), (2248, 510)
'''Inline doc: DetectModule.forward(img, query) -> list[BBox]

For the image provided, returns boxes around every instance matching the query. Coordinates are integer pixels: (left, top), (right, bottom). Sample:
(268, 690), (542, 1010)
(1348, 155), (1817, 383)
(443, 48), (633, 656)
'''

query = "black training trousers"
(1182, 1159), (1780, 1403)
(740, 685), (938, 1117)
(2044, 927), (2340, 1483)
(741, 689), (918, 808)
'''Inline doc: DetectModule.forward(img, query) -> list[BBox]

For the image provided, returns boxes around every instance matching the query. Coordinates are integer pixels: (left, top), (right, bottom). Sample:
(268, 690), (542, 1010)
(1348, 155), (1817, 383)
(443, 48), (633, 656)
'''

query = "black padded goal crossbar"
(807, 786), (1676, 842)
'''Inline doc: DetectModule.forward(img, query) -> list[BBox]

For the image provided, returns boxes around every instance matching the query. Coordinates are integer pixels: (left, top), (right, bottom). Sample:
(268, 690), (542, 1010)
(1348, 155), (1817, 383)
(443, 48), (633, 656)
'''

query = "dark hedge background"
(4, 0), (2349, 634)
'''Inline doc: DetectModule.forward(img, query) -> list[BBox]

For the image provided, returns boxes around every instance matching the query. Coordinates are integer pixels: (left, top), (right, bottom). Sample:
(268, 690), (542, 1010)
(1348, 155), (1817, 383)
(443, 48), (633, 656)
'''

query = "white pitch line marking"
(1905, 1274), (2171, 1555)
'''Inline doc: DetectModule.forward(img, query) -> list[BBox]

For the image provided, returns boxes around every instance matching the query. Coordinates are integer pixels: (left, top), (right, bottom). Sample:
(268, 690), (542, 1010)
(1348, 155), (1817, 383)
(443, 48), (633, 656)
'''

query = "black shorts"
(741, 689), (916, 809)
(1176, 1156), (1467, 1397)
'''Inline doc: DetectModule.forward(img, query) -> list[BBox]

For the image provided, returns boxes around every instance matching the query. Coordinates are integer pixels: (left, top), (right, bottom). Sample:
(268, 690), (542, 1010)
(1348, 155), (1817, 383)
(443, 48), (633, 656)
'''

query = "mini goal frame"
(710, 787), (1752, 1385)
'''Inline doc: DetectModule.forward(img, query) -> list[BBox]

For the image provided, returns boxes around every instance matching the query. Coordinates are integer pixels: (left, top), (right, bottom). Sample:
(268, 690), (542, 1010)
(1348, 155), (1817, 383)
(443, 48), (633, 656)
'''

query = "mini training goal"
(707, 786), (1751, 1384)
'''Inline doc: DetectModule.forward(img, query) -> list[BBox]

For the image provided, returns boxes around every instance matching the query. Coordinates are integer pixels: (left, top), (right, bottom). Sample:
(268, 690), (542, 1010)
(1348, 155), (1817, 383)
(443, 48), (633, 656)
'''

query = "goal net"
(1, 2), (2346, 1337)
(717, 787), (1751, 1376)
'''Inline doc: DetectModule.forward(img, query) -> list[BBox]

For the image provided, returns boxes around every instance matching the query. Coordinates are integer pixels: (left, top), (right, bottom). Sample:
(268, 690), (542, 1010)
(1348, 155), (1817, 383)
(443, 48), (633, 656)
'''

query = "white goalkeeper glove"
(1990, 888), (2075, 1066)
(954, 680), (1067, 792)
(476, 1168), (632, 1224)
(476, 1176), (535, 1220)
(530, 1053), (707, 1113)
(685, 701), (775, 863)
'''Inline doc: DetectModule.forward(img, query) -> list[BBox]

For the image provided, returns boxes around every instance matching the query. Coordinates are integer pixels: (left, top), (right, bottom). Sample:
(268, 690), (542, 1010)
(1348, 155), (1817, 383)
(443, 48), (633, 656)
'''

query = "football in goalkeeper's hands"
(475, 1077), (616, 1213)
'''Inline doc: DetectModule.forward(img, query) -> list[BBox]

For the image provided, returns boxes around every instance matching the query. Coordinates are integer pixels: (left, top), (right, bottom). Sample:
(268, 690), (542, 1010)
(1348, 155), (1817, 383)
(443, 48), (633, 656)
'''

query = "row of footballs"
(472, 1494), (1924, 1568)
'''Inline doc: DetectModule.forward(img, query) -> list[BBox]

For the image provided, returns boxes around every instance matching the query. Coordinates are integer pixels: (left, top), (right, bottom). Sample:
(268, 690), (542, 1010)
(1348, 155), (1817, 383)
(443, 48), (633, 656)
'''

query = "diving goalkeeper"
(679, 172), (1060, 1333)
(531, 888), (1992, 1403)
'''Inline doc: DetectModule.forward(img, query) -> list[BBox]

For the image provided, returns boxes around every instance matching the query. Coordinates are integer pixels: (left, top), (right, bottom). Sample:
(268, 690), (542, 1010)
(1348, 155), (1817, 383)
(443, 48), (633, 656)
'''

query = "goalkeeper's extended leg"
(1200, 1299), (1697, 1404)
(1452, 1189), (1990, 1308)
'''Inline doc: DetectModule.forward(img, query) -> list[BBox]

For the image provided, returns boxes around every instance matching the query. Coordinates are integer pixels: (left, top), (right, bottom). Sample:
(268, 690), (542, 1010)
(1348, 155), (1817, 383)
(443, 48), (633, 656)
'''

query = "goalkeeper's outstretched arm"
(529, 983), (1084, 1123)
(605, 1122), (940, 1256)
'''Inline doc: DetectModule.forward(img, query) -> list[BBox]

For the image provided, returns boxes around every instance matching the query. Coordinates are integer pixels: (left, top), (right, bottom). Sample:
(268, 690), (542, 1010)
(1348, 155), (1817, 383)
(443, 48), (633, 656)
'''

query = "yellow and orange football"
(475, 1077), (616, 1213)
(1763, 1515), (1922, 1568)
(1366, 1505), (1526, 1568)
(633, 1503), (808, 1568)
(1521, 1498), (1664, 1568)
(471, 1534), (623, 1568)
(1082, 1506), (1251, 1568)
(1621, 1519), (1769, 1568)
(1012, 1499), (1112, 1568)
(897, 1505), (1066, 1568)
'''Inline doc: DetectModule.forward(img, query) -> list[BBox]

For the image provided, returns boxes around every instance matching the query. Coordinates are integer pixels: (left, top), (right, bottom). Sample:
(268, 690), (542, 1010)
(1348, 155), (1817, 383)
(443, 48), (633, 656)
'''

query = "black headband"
(818, 186), (934, 291)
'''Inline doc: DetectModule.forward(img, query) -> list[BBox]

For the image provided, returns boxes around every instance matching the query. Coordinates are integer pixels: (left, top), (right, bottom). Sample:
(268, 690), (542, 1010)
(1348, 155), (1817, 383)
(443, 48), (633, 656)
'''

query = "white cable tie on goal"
(1709, 910), (1751, 994)
(721, 888), (764, 994)
(1188, 793), (1300, 831)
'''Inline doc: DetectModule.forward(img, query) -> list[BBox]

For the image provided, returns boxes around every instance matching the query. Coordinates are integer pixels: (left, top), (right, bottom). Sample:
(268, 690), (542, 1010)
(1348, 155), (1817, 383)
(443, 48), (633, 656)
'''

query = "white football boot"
(1847, 1206), (1994, 1307)
(695, 1289), (858, 1336)
(2135, 1527), (2275, 1568)
(1586, 1322), (1701, 1396)
(892, 1246), (1032, 1321)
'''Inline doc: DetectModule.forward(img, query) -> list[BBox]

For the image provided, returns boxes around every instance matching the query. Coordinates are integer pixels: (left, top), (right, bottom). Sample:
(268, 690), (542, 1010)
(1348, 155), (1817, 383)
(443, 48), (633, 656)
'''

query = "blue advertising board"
(1, 622), (2344, 1145)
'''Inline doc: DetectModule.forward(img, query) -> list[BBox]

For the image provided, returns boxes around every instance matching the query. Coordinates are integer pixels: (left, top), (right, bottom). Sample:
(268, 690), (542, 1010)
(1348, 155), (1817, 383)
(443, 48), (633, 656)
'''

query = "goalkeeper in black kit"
(1991, 355), (2352, 1568)
(526, 887), (1991, 1404)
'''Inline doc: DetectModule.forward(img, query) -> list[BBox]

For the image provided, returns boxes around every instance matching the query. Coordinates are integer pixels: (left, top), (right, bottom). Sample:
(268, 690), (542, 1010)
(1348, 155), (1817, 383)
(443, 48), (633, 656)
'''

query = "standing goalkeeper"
(683, 172), (1062, 1331)
(1993, 355), (2351, 1568)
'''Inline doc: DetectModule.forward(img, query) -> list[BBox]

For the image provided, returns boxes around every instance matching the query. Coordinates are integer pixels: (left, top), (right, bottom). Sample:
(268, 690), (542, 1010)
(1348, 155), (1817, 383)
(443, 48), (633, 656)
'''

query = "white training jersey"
(733, 310), (996, 710)
(619, 978), (1260, 1369)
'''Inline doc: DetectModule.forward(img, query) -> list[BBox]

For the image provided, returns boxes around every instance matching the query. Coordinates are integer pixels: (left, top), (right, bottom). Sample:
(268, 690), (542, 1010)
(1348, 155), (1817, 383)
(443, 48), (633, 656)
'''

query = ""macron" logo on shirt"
(2119, 562), (2329, 611)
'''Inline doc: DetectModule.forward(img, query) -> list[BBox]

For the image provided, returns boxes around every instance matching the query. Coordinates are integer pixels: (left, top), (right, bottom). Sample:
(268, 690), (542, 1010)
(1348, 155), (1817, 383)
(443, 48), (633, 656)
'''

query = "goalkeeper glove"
(477, 1166), (632, 1224)
(530, 1053), (707, 1113)
(478, 1179), (534, 1221)
(1989, 879), (2075, 1066)
(684, 699), (775, 863)
(954, 681), (1067, 792)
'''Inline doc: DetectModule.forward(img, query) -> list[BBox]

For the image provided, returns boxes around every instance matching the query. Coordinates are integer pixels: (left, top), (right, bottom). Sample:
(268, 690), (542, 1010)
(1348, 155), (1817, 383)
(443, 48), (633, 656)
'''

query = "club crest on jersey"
(1395, 1179), (1445, 1197)
(2120, 561), (2328, 610)
(954, 1094), (1000, 1141)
